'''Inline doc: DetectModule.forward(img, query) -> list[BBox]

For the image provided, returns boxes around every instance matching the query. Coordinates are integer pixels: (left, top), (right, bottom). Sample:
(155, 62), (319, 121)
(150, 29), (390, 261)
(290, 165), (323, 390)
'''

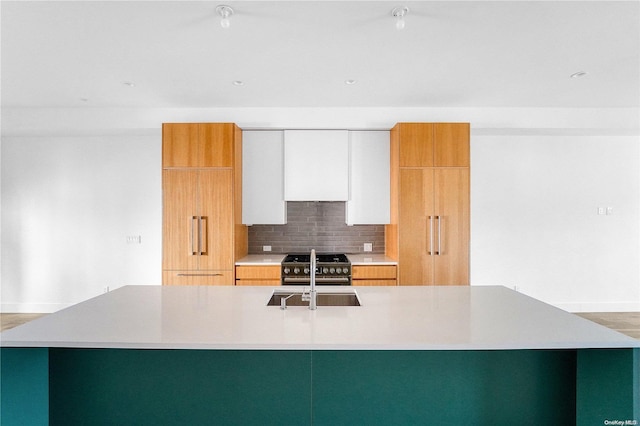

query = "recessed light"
(570, 71), (587, 79)
(345, 79), (357, 85)
(233, 80), (244, 86)
(80, 97), (89, 102)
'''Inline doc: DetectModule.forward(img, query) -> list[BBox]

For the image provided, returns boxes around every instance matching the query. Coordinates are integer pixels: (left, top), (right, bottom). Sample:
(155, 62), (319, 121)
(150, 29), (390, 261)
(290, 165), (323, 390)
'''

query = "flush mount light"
(570, 71), (588, 79)
(232, 80), (244, 86)
(216, 5), (234, 29)
(345, 79), (357, 85)
(123, 81), (136, 87)
(391, 6), (409, 31)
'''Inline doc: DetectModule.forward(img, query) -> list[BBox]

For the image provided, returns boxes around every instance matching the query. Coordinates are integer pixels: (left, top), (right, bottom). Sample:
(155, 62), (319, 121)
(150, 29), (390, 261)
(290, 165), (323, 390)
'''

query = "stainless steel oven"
(281, 253), (351, 286)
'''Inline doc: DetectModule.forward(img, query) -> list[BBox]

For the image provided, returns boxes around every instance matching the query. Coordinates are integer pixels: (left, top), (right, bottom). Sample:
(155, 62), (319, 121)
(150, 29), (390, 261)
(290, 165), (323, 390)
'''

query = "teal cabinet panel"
(49, 349), (312, 426)
(577, 348), (639, 426)
(6, 347), (636, 425)
(312, 350), (577, 425)
(0, 348), (49, 425)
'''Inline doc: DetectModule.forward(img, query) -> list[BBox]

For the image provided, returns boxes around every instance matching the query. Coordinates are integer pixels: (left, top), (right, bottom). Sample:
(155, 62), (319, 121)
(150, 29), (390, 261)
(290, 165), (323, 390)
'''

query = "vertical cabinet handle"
(200, 216), (207, 255)
(191, 216), (198, 255)
(427, 216), (433, 255)
(197, 216), (203, 255)
(436, 215), (442, 256)
(190, 216), (208, 256)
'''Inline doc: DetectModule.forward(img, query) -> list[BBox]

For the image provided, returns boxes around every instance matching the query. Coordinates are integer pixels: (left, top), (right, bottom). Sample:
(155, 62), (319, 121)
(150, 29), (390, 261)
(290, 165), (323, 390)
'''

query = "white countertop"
(2, 285), (637, 350)
(347, 254), (397, 265)
(235, 254), (286, 265)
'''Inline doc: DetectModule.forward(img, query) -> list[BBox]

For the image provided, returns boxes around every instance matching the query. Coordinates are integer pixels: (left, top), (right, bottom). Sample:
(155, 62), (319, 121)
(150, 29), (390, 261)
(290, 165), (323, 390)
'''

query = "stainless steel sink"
(267, 290), (361, 307)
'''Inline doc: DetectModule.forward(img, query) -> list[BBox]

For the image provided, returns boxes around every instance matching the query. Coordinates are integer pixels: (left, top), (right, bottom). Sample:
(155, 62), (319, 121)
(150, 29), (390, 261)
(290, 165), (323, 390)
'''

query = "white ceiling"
(2, 1), (639, 109)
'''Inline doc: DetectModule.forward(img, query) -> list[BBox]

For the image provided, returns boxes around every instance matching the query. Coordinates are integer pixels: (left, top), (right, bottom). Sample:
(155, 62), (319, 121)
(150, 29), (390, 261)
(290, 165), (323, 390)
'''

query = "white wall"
(471, 134), (640, 311)
(1, 135), (161, 312)
(1, 106), (638, 312)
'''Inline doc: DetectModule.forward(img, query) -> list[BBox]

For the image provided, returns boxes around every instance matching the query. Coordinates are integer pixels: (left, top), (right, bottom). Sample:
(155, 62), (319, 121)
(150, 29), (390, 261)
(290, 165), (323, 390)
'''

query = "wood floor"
(1, 312), (639, 340)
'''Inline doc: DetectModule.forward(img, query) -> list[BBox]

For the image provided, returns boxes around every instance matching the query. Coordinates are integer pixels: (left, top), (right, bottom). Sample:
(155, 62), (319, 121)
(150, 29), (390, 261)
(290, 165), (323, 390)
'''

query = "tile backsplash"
(248, 202), (385, 254)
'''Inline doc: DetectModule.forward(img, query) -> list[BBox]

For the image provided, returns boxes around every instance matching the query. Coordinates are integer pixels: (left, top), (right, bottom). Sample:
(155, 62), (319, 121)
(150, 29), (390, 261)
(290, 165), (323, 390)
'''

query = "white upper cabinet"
(346, 131), (390, 225)
(284, 130), (349, 201)
(242, 130), (287, 225)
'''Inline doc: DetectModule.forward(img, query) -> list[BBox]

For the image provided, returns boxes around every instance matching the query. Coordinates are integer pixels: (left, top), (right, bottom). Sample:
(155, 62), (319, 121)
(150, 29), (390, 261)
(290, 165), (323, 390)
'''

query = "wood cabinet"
(162, 123), (247, 285)
(352, 265), (397, 286)
(387, 123), (470, 286)
(346, 131), (390, 225)
(163, 123), (234, 168)
(235, 265), (281, 286)
(163, 271), (234, 286)
(398, 123), (469, 168)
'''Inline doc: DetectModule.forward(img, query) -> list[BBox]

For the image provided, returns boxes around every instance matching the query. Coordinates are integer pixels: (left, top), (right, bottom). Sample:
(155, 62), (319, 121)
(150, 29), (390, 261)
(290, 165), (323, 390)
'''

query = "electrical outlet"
(104, 286), (110, 293)
(263, 245), (272, 252)
(126, 235), (142, 244)
(606, 207), (614, 215)
(364, 243), (373, 252)
(597, 207), (605, 215)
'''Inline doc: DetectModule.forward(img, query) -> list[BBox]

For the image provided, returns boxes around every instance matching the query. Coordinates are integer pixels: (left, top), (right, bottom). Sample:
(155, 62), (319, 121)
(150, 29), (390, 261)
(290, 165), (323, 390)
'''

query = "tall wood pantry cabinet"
(386, 123), (470, 286)
(162, 123), (248, 285)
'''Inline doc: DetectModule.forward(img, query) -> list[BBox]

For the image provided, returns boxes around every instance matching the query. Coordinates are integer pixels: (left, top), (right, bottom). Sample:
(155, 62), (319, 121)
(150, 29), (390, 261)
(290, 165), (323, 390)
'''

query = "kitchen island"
(2, 285), (638, 425)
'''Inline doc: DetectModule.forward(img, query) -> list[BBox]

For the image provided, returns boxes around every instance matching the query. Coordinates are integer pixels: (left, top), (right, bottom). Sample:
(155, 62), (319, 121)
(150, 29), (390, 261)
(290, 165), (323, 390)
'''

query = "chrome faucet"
(308, 248), (318, 310)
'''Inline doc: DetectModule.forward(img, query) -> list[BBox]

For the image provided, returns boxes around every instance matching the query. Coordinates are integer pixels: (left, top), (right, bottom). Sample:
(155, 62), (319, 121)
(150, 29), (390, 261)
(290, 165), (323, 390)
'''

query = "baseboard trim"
(555, 302), (640, 313)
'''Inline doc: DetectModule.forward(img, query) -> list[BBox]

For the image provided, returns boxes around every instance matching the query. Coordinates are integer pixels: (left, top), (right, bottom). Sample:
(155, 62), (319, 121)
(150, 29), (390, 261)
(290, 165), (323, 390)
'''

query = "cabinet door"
(346, 131), (390, 225)
(395, 123), (469, 168)
(162, 123), (235, 168)
(352, 265), (397, 280)
(284, 130), (349, 201)
(163, 270), (233, 286)
(163, 124), (200, 168)
(200, 123), (234, 168)
(434, 168), (470, 285)
(163, 170), (199, 271)
(398, 169), (435, 285)
(396, 123), (434, 167)
(242, 131), (287, 225)
(199, 170), (234, 271)
(235, 265), (281, 286)
(434, 123), (470, 167)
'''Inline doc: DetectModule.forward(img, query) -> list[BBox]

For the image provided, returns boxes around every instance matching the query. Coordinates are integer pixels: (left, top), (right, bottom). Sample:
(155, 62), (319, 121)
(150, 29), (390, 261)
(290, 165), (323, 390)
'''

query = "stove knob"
(283, 268), (290, 275)
(294, 267), (300, 274)
(342, 267), (349, 274)
(330, 267), (335, 274)
(304, 267), (310, 274)
(336, 267), (343, 274)
(322, 267), (329, 274)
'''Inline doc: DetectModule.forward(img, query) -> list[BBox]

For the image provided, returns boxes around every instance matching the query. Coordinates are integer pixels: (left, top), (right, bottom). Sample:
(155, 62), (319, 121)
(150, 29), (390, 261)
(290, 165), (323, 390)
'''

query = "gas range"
(281, 253), (351, 286)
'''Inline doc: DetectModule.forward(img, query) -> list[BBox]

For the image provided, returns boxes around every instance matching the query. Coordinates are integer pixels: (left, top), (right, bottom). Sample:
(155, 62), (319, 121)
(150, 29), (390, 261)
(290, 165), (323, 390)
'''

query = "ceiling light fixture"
(391, 6), (409, 31)
(216, 5), (234, 29)
(123, 81), (136, 87)
(570, 71), (588, 79)
(233, 80), (244, 86)
(345, 79), (357, 85)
